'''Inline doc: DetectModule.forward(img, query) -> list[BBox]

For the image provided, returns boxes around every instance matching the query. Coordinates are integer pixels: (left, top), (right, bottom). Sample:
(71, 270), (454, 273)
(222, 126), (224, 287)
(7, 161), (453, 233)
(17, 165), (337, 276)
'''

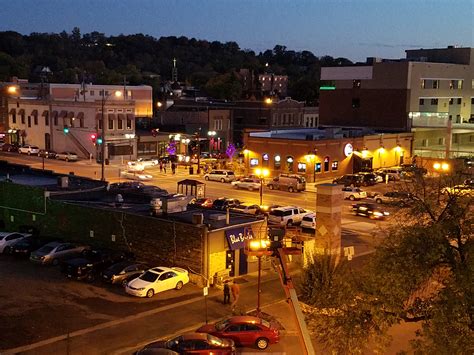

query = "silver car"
(231, 178), (261, 191)
(30, 242), (88, 265)
(0, 232), (32, 253)
(56, 152), (78, 161)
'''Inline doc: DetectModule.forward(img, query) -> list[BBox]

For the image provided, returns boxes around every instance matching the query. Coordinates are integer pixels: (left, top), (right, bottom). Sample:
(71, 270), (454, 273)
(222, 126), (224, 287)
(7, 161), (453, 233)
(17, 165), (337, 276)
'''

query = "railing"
(409, 112), (449, 128)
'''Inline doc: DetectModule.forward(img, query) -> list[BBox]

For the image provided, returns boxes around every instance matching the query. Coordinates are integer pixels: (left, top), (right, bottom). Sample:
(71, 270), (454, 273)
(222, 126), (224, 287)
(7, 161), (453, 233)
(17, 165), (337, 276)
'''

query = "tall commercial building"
(319, 46), (474, 159)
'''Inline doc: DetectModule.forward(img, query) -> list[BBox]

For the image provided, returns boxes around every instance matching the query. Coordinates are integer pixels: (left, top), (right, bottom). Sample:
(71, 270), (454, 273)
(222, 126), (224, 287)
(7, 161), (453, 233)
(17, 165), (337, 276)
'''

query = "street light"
(208, 131), (216, 154)
(100, 89), (122, 181)
(246, 238), (272, 315)
(255, 168), (270, 205)
(125, 133), (135, 161)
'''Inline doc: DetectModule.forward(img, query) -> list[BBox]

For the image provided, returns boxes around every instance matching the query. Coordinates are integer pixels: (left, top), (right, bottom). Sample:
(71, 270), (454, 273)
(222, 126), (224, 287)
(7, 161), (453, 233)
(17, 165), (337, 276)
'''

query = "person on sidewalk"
(223, 280), (230, 305)
(163, 163), (167, 174)
(230, 279), (240, 311)
(171, 162), (176, 175)
(159, 162), (163, 173)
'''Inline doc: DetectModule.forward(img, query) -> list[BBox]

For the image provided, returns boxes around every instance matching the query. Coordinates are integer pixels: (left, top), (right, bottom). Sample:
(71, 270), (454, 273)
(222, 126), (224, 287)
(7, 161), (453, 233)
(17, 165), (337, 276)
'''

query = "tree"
(301, 173), (473, 353)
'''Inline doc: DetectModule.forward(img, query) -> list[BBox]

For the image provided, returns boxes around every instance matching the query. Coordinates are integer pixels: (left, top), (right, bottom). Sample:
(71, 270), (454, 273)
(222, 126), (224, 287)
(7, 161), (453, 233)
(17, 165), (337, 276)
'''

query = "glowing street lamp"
(255, 168), (270, 205)
(246, 238), (272, 315)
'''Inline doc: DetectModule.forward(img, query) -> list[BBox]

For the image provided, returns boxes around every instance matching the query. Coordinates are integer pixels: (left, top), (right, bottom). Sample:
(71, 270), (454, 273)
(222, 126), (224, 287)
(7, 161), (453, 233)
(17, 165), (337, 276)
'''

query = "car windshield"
(37, 245), (55, 253)
(261, 319), (271, 328)
(207, 334), (224, 346)
(227, 172), (235, 175)
(270, 210), (285, 217)
(215, 319), (230, 331)
(302, 216), (313, 222)
(139, 271), (158, 282)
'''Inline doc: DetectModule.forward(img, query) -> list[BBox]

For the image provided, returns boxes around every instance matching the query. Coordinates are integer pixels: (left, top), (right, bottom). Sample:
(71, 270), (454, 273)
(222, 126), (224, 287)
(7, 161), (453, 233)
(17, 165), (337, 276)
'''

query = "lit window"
(286, 156), (294, 171)
(274, 155), (281, 170)
(250, 158), (259, 167)
(332, 161), (339, 171)
(297, 162), (306, 173)
(431, 98), (438, 105)
(315, 162), (321, 173)
(324, 156), (330, 172)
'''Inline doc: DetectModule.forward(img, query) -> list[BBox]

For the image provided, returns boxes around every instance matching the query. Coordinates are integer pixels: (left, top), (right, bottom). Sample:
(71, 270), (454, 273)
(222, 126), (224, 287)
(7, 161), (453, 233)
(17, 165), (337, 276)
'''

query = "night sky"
(1, 0), (472, 61)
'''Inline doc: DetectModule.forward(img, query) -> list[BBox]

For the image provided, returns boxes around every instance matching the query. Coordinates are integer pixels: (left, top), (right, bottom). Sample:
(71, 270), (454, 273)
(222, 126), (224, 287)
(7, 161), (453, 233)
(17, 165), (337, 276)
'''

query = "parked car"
(127, 161), (146, 171)
(56, 151), (78, 161)
(441, 182), (474, 197)
(125, 266), (190, 298)
(101, 261), (149, 287)
(375, 167), (404, 181)
(108, 181), (146, 191)
(231, 178), (261, 191)
(136, 157), (159, 167)
(230, 203), (263, 215)
(30, 242), (89, 265)
(61, 248), (132, 282)
(38, 149), (57, 159)
(120, 170), (153, 181)
(332, 174), (364, 187)
(188, 197), (213, 208)
(0, 232), (32, 253)
(204, 170), (236, 183)
(7, 236), (53, 257)
(1, 143), (20, 152)
(300, 213), (316, 230)
(212, 198), (241, 211)
(351, 203), (390, 220)
(267, 174), (306, 192)
(357, 172), (378, 186)
(268, 206), (309, 226)
(18, 145), (40, 155)
(197, 315), (280, 350)
(342, 187), (367, 201)
(374, 191), (413, 206)
(137, 333), (235, 355)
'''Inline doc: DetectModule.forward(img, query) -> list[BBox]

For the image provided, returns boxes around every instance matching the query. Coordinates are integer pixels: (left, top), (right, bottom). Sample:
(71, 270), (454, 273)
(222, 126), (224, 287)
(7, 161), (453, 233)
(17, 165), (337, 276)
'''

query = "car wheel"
(268, 185), (274, 190)
(399, 201), (405, 207)
(52, 258), (59, 266)
(248, 187), (253, 191)
(86, 273), (95, 283)
(175, 281), (184, 290)
(205, 176), (209, 181)
(121, 279), (129, 287)
(27, 152), (31, 156)
(349, 195), (355, 201)
(3, 246), (11, 254)
(287, 220), (293, 227)
(146, 289), (154, 298)
(221, 178), (225, 183)
(65, 158), (69, 162)
(256, 337), (269, 350)
(375, 198), (382, 204)
(288, 186), (294, 193)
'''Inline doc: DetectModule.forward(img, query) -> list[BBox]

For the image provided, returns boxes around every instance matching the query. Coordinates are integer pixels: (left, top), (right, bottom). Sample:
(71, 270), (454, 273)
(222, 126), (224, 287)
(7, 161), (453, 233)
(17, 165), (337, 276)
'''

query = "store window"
(274, 155), (281, 170)
(262, 153), (269, 167)
(324, 156), (330, 172)
(250, 158), (259, 167)
(297, 162), (306, 173)
(332, 161), (339, 171)
(315, 162), (322, 173)
(108, 118), (114, 130)
(286, 156), (294, 171)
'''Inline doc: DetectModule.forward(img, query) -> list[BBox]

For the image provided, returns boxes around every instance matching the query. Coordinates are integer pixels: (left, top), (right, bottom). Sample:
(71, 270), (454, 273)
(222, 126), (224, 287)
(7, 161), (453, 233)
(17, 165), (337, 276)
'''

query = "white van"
(204, 170), (236, 183)
(267, 174), (306, 192)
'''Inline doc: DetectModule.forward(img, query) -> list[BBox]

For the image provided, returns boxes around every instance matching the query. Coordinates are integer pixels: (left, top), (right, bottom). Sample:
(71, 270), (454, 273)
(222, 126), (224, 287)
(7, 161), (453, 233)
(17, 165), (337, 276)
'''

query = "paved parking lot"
(0, 256), (202, 350)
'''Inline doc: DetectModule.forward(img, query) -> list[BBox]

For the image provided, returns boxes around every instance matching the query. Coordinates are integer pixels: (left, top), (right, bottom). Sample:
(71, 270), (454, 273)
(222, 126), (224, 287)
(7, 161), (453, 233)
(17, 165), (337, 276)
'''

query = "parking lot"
(0, 256), (202, 350)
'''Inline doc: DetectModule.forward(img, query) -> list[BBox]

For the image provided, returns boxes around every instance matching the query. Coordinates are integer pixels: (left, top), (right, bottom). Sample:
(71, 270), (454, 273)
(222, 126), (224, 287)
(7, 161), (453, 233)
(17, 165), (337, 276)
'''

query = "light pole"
(255, 168), (270, 205)
(247, 239), (272, 315)
(208, 130), (216, 155)
(100, 90), (122, 181)
(125, 133), (135, 161)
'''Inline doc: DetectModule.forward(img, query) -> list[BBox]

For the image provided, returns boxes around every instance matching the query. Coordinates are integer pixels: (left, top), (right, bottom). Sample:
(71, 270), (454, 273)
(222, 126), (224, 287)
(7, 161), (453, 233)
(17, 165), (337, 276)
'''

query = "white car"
(231, 178), (261, 191)
(268, 206), (310, 226)
(127, 161), (145, 171)
(136, 157), (159, 167)
(56, 152), (78, 161)
(300, 213), (316, 230)
(0, 232), (31, 253)
(230, 203), (262, 215)
(18, 145), (40, 155)
(126, 266), (189, 298)
(120, 170), (153, 181)
(342, 187), (367, 201)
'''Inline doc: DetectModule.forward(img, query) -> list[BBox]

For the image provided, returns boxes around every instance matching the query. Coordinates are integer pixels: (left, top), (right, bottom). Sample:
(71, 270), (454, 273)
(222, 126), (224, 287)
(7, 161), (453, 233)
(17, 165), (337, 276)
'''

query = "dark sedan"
(38, 149), (57, 159)
(197, 315), (280, 350)
(136, 333), (235, 355)
(188, 198), (213, 208)
(212, 198), (241, 211)
(7, 237), (55, 257)
(351, 203), (390, 220)
(101, 261), (149, 286)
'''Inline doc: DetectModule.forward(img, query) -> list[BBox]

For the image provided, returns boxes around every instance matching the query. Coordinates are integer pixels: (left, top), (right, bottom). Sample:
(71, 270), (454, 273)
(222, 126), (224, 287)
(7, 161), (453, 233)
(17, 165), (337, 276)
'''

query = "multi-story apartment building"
(1, 82), (152, 162)
(258, 73), (288, 97)
(319, 46), (474, 159)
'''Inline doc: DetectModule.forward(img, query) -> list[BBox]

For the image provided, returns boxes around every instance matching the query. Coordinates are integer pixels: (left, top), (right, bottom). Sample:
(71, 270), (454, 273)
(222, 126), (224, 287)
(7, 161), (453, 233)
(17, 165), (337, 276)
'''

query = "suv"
(376, 167), (403, 181)
(267, 174), (306, 192)
(342, 187), (367, 201)
(268, 206), (309, 226)
(204, 170), (236, 183)
(357, 172), (378, 186)
(61, 248), (132, 282)
(374, 191), (413, 207)
(212, 197), (241, 210)
(332, 174), (364, 187)
(18, 145), (40, 155)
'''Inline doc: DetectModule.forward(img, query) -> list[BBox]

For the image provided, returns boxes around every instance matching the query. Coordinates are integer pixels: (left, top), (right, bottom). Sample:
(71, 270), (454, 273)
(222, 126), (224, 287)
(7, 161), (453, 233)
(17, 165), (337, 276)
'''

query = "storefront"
(244, 129), (413, 182)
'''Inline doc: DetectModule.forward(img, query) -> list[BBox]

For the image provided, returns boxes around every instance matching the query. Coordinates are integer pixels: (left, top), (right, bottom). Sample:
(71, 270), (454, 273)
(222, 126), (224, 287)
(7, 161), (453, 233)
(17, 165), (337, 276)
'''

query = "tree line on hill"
(0, 27), (353, 104)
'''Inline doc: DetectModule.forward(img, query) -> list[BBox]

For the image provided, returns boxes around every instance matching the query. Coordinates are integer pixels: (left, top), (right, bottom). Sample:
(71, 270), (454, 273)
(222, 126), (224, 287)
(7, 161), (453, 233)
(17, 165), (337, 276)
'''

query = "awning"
(9, 108), (16, 114)
(108, 113), (116, 120)
(17, 109), (25, 115)
(76, 112), (84, 120)
(67, 112), (75, 119)
(118, 113), (126, 120)
(59, 110), (68, 118)
(42, 110), (49, 117)
(31, 109), (38, 117)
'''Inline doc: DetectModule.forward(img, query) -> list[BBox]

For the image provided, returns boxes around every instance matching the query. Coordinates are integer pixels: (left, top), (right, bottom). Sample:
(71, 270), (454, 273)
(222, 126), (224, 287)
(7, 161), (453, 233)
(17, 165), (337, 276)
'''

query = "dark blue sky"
(1, 0), (472, 61)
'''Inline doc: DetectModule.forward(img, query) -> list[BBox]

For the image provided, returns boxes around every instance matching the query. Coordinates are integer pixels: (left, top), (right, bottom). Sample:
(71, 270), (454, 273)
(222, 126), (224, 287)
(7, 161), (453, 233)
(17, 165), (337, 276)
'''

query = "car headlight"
(136, 287), (145, 291)
(373, 211), (383, 217)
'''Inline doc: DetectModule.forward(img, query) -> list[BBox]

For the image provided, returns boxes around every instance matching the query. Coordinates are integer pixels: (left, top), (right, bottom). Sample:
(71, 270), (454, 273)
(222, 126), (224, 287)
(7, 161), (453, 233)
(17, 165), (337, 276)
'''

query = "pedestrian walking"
(223, 280), (231, 305)
(171, 162), (176, 175)
(230, 279), (240, 311)
(159, 162), (163, 173)
(163, 163), (167, 174)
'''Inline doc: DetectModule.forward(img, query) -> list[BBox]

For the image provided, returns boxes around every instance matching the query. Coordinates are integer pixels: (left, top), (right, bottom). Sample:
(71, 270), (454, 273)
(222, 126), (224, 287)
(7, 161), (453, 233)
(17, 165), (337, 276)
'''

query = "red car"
(196, 316), (280, 350)
(136, 332), (235, 354)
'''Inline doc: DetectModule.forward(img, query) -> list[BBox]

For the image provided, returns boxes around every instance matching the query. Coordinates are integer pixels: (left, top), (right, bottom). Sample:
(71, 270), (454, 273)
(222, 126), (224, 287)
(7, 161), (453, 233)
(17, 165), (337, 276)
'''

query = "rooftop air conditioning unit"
(209, 214), (227, 221)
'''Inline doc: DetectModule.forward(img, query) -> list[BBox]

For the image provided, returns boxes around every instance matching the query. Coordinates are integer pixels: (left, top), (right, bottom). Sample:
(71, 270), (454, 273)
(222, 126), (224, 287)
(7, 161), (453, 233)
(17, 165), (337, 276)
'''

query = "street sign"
(203, 287), (209, 296)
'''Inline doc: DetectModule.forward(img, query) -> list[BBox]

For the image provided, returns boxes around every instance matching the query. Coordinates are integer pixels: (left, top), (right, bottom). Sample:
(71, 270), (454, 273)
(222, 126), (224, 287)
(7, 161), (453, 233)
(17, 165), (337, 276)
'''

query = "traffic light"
(97, 136), (103, 145)
(63, 127), (69, 134)
(90, 134), (97, 145)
